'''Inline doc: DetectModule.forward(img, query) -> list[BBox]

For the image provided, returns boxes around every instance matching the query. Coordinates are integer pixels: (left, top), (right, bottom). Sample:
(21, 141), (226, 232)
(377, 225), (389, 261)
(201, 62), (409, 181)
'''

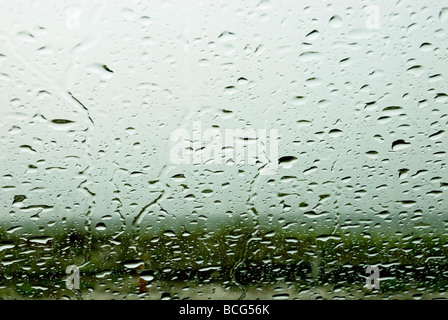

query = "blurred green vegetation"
(0, 216), (447, 292)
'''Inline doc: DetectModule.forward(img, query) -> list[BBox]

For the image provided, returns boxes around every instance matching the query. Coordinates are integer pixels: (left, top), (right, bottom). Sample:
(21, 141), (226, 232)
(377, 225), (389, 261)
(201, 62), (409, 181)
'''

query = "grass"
(0, 216), (447, 288)
(0, 211), (447, 300)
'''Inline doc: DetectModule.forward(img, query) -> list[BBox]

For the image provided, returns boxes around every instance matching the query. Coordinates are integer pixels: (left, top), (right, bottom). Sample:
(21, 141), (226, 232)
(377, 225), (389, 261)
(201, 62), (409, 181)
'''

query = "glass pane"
(1, 0), (447, 300)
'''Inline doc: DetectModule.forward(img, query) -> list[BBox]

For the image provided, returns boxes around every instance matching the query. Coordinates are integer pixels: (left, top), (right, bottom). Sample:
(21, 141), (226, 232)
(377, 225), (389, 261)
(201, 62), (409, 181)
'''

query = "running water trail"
(0, 1), (106, 266)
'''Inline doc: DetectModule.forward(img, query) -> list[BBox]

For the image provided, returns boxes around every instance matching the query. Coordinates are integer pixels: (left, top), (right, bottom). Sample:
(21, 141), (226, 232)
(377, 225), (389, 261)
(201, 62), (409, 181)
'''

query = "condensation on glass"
(0, 0), (447, 299)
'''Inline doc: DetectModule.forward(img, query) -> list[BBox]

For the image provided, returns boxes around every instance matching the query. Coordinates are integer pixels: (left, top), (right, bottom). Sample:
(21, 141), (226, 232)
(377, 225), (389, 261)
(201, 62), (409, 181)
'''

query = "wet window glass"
(1, 0), (448, 300)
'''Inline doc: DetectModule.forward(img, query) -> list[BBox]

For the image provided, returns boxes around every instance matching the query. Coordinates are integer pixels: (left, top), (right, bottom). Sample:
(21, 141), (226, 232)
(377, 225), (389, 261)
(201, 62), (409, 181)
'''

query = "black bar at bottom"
(2, 300), (447, 319)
